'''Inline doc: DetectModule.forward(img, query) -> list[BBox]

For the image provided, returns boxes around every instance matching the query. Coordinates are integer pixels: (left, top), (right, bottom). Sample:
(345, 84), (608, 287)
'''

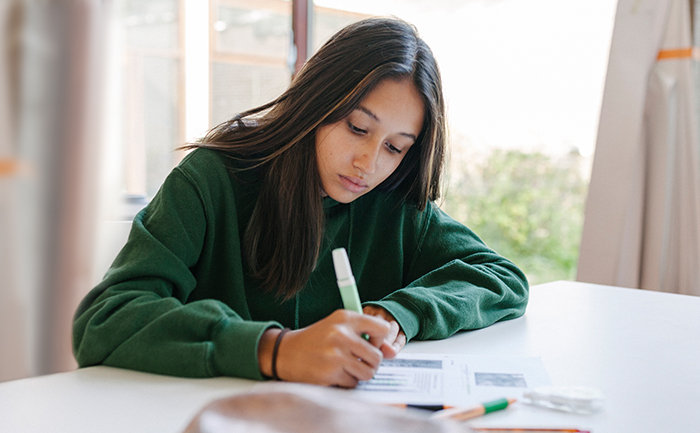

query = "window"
(112, 0), (616, 284)
(210, 0), (292, 126)
(121, 0), (183, 202)
(312, 0), (616, 284)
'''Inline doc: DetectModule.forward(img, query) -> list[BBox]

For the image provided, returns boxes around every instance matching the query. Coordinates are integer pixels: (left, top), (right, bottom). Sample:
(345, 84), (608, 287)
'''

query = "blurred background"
(2, 0), (699, 382)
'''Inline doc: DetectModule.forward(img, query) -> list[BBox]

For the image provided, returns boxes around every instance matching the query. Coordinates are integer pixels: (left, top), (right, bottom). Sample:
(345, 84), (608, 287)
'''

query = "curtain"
(0, 0), (109, 381)
(577, 0), (700, 296)
(0, 0), (27, 382)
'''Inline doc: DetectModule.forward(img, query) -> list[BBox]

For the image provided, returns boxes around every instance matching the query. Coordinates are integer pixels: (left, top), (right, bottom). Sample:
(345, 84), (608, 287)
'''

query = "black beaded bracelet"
(271, 328), (290, 381)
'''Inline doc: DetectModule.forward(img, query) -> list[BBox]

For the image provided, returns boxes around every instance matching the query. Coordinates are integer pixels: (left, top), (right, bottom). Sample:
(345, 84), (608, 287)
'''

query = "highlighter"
(332, 248), (369, 340)
(332, 247), (363, 313)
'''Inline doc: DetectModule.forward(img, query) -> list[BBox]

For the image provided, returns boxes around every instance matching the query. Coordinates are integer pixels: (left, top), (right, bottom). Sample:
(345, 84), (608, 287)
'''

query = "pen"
(332, 247), (369, 340)
(431, 398), (516, 422)
(388, 404), (455, 411)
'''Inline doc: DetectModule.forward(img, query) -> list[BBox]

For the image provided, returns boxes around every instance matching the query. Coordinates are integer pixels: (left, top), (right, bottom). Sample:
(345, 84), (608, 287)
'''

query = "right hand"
(258, 309), (392, 388)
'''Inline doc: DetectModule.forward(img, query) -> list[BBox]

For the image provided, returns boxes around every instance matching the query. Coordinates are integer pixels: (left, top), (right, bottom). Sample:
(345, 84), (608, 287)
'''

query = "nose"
(353, 140), (381, 175)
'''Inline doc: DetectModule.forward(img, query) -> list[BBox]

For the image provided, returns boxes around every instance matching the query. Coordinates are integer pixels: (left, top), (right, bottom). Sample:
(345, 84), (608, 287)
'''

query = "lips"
(338, 175), (368, 193)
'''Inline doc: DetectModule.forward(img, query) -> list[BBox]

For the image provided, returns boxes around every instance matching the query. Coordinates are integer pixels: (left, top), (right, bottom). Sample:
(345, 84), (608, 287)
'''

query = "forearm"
(384, 203), (529, 340)
(73, 287), (280, 379)
(367, 257), (528, 341)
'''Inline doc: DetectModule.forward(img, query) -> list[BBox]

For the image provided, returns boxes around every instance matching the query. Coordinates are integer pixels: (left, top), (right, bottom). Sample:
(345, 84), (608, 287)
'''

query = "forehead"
(354, 78), (425, 138)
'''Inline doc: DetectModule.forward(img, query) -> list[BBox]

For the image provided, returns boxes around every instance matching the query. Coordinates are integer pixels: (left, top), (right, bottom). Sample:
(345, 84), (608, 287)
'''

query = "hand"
(362, 305), (406, 359)
(257, 309), (391, 388)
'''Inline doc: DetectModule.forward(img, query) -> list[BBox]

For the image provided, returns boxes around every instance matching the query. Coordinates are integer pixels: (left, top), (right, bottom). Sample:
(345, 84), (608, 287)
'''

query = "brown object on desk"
(182, 383), (470, 433)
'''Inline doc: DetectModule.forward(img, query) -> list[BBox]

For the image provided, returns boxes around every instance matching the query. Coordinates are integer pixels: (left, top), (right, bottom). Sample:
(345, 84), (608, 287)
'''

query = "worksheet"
(351, 353), (551, 406)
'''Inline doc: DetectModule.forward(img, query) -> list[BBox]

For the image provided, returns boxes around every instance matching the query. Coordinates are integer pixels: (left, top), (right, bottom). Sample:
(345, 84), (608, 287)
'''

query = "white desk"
(1, 281), (699, 432)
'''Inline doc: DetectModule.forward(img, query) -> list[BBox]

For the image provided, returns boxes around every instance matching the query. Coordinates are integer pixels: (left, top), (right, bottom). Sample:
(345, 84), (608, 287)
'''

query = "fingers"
(337, 311), (386, 369)
(336, 309), (391, 347)
(363, 304), (391, 321)
(385, 319), (400, 346)
(342, 354), (378, 383)
(328, 347), (379, 388)
(396, 330), (407, 350)
(360, 305), (407, 358)
(379, 321), (403, 359)
(334, 374), (359, 389)
(346, 333), (383, 370)
(273, 311), (389, 387)
(270, 309), (406, 387)
(327, 311), (386, 385)
(369, 320), (395, 351)
(334, 335), (384, 388)
(383, 329), (406, 359)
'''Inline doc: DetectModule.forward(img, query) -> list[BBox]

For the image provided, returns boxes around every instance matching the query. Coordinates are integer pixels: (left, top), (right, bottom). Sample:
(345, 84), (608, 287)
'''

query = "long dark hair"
(187, 17), (446, 299)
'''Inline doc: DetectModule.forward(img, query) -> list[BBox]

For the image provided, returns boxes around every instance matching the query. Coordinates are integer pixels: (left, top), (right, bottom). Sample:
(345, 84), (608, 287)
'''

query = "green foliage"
(441, 149), (589, 285)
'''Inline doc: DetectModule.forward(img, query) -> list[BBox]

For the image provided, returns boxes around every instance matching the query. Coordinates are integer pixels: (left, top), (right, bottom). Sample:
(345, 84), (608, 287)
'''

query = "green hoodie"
(73, 148), (528, 380)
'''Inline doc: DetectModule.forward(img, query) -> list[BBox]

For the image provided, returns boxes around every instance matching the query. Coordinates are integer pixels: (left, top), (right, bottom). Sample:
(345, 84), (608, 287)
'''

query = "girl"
(73, 17), (528, 388)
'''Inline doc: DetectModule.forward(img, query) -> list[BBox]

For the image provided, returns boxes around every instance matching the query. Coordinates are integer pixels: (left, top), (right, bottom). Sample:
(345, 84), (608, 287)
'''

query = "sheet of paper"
(350, 353), (551, 406)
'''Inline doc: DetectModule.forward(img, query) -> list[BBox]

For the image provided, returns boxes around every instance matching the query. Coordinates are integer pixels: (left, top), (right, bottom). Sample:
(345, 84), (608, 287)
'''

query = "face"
(315, 78), (425, 203)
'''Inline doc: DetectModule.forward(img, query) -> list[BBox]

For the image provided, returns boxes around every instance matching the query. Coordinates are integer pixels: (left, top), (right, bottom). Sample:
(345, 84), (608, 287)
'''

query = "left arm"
(364, 203), (529, 342)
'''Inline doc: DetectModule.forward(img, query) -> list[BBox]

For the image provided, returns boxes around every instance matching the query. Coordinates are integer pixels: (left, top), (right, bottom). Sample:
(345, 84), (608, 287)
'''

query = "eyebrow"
(356, 105), (418, 141)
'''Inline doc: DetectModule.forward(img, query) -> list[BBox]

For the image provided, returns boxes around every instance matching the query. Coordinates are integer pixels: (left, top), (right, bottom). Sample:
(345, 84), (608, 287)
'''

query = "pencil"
(431, 398), (516, 422)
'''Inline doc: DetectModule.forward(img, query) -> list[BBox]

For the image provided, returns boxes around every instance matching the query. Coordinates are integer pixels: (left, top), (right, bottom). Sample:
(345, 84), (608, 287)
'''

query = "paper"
(351, 353), (551, 406)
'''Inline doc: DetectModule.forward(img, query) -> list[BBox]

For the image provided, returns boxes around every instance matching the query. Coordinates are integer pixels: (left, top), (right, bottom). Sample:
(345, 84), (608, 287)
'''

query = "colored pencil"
(431, 398), (516, 422)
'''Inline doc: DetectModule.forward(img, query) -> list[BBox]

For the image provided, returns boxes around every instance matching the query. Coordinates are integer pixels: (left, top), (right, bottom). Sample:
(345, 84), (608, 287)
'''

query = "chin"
(331, 194), (356, 204)
(328, 189), (362, 204)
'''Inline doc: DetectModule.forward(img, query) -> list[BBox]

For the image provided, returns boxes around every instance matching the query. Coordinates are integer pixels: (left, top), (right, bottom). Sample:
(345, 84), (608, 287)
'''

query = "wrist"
(258, 328), (282, 378)
(271, 328), (290, 380)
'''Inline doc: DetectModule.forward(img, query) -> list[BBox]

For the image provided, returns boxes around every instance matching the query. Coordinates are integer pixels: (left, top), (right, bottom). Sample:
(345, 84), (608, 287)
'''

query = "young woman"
(73, 17), (528, 388)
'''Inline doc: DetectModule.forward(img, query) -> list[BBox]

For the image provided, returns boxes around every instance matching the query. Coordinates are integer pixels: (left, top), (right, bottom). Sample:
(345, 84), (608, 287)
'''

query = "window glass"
(116, 0), (293, 218)
(211, 0), (292, 127)
(211, 63), (290, 126)
(121, 0), (182, 202)
(124, 0), (179, 50)
(312, 7), (367, 51)
(142, 57), (180, 197)
(215, 7), (290, 57)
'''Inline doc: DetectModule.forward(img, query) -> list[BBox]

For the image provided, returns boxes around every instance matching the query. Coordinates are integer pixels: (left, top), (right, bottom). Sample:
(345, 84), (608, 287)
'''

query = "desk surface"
(1, 281), (699, 432)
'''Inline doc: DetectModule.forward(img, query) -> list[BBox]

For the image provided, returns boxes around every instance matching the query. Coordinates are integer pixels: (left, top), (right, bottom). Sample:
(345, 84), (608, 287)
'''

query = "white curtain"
(0, 0), (110, 381)
(0, 0), (26, 382)
(578, 0), (700, 296)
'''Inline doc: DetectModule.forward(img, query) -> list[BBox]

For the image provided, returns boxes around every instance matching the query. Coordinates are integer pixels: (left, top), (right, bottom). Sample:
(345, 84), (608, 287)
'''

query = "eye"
(386, 143), (402, 155)
(347, 121), (367, 135)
